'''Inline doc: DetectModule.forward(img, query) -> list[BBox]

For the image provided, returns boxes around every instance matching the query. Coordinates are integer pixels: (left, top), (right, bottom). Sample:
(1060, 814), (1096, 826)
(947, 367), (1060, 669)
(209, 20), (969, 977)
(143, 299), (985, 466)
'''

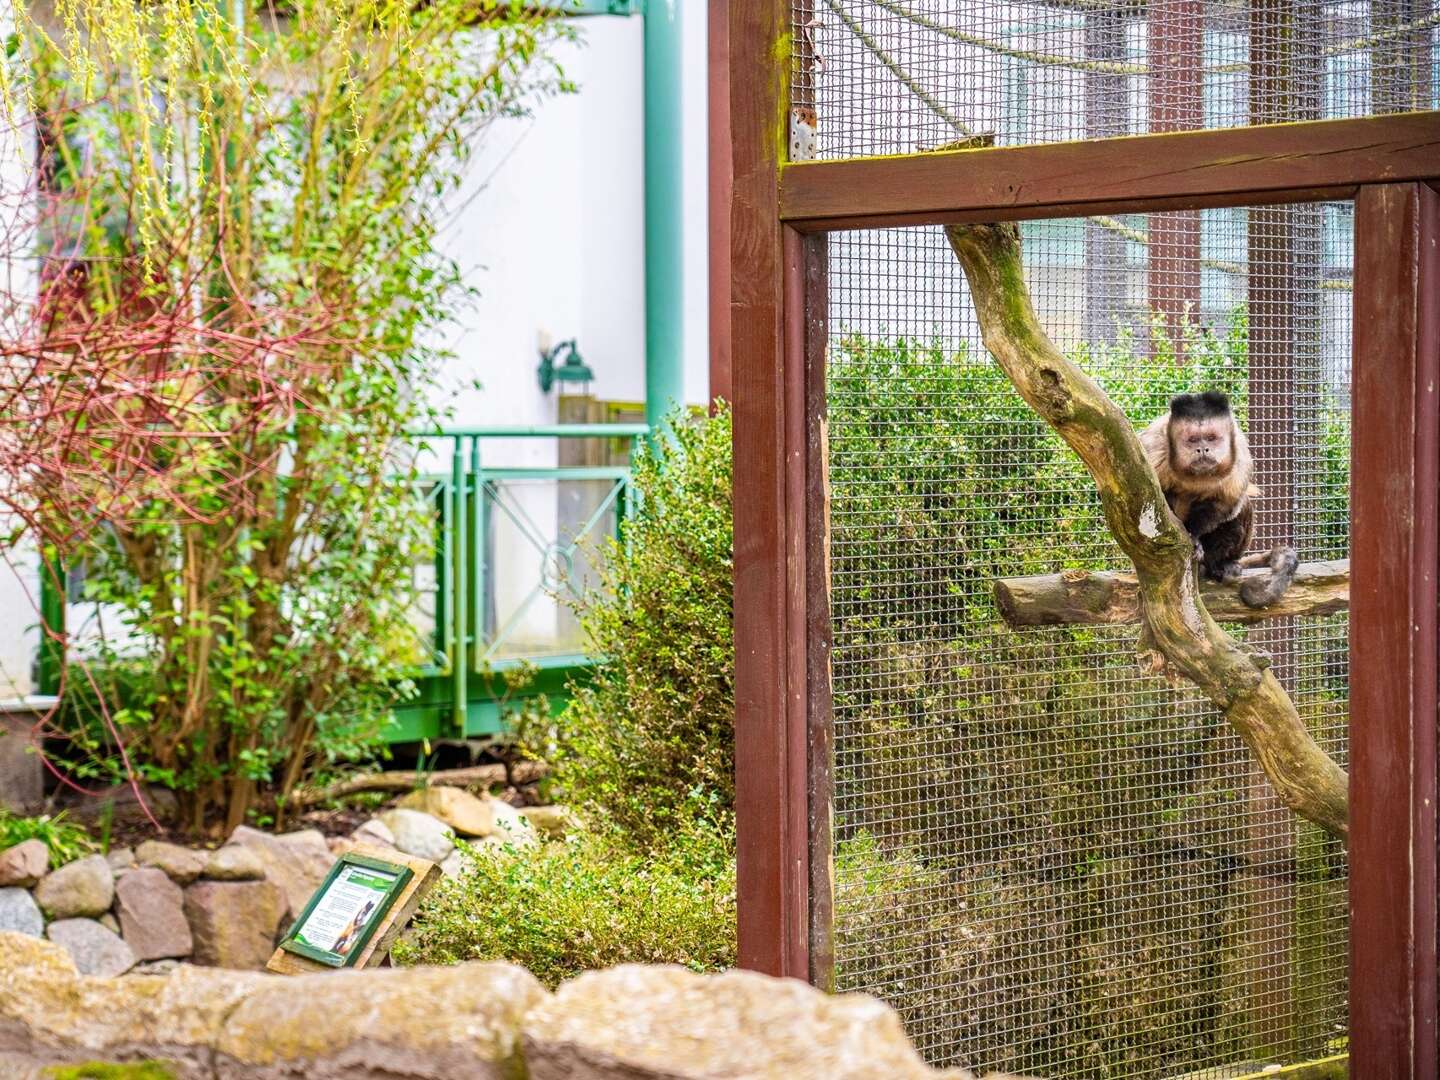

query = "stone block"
(183, 880), (285, 969)
(116, 867), (193, 961)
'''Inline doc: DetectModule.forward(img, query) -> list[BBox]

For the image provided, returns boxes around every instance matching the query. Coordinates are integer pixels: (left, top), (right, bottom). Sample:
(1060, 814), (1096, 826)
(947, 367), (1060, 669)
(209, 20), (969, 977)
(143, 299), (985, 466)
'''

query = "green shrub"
(535, 406), (735, 854)
(7, 0), (572, 832)
(394, 829), (735, 987)
(0, 811), (96, 868)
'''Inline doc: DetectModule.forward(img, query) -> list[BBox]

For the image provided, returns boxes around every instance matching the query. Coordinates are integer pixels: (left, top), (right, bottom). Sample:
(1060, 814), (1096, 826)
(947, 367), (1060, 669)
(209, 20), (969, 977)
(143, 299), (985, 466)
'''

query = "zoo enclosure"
(722, 1), (1440, 1077)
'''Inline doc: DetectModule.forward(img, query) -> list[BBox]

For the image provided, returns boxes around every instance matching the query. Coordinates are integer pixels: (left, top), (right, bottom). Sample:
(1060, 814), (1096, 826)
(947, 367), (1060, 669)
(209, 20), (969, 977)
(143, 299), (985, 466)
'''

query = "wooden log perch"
(996, 559), (1350, 628)
(944, 222), (1349, 839)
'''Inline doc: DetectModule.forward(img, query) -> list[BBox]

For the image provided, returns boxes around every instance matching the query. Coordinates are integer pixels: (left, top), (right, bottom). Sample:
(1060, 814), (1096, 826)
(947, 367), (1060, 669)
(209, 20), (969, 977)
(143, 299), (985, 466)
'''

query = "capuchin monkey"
(1139, 391), (1297, 608)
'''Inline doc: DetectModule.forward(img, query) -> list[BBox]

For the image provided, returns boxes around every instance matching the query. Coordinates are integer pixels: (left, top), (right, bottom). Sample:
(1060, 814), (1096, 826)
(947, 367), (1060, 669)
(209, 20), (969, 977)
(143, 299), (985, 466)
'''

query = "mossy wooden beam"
(996, 559), (1350, 628)
(944, 222), (1349, 839)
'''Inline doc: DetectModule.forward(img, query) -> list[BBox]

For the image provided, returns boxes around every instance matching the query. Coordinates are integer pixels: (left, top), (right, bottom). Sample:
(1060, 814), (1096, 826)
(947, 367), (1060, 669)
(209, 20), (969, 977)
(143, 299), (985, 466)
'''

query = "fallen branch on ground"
(290, 761), (548, 808)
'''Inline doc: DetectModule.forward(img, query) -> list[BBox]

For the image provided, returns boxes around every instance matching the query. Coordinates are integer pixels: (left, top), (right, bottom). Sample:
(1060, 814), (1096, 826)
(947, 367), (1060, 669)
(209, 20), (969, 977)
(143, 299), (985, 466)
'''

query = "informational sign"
(278, 852), (414, 968)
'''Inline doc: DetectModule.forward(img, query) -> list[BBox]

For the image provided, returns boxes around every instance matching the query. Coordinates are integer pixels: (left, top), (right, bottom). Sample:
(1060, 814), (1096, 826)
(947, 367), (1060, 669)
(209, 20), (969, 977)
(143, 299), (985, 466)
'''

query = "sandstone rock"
(397, 787), (495, 837)
(0, 887), (44, 937)
(484, 796), (537, 848)
(378, 809), (454, 863)
(521, 965), (951, 1080)
(227, 826), (334, 920)
(136, 840), (209, 885)
(0, 839), (49, 887)
(116, 867), (193, 961)
(184, 880), (285, 969)
(352, 817), (397, 848)
(519, 805), (578, 839)
(46, 918), (137, 977)
(0, 928), (77, 976)
(202, 844), (266, 882)
(34, 854), (114, 919)
(0, 930), (263, 1069)
(216, 960), (545, 1078)
(99, 912), (120, 934)
(105, 846), (137, 873)
(131, 958), (181, 976)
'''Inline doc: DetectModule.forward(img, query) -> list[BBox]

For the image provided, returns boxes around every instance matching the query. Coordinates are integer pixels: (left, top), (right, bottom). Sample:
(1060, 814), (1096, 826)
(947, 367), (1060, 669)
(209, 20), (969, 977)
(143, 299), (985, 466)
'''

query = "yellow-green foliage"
(394, 831), (735, 988)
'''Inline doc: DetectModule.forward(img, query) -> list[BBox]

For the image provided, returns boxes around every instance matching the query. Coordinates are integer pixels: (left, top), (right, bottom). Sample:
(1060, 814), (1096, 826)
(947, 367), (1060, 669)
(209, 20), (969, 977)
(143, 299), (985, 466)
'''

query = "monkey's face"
(1170, 418), (1233, 476)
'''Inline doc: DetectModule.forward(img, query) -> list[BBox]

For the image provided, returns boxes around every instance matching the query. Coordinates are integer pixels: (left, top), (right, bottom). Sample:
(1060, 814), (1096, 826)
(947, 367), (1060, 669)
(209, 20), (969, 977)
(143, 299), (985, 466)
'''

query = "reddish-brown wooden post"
(708, 0), (732, 408)
(730, 0), (811, 980)
(1350, 180), (1439, 1080)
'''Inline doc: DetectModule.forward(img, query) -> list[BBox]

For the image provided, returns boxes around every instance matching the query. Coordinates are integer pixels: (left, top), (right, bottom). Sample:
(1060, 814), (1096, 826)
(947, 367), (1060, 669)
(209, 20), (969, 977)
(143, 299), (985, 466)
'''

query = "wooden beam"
(994, 559), (1349, 628)
(731, 0), (810, 981)
(1349, 181), (1440, 1080)
(779, 110), (1440, 231)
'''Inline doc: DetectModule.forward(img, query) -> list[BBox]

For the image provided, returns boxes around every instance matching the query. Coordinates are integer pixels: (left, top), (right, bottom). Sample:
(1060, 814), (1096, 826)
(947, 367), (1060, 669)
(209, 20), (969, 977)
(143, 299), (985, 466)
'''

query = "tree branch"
(996, 559), (1349, 628)
(944, 222), (1348, 839)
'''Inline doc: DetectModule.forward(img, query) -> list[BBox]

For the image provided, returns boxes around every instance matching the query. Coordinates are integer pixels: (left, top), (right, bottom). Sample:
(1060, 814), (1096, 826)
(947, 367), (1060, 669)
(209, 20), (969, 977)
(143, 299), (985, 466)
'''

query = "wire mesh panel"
(793, 0), (1439, 159)
(823, 204), (1350, 1076)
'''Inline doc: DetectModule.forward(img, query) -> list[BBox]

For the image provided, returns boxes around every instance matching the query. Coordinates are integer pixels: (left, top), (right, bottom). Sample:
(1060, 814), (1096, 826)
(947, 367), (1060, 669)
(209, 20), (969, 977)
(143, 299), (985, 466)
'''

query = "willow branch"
(944, 221), (1348, 839)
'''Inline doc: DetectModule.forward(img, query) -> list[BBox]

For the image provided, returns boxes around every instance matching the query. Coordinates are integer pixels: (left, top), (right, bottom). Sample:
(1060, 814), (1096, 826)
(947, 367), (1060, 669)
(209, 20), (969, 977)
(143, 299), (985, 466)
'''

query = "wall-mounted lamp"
(537, 338), (594, 394)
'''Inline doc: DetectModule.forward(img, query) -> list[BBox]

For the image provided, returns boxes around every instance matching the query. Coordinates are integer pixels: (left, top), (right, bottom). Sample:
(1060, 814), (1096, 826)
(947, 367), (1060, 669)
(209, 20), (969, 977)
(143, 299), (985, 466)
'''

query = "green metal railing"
(33, 424), (647, 744)
(393, 423), (646, 741)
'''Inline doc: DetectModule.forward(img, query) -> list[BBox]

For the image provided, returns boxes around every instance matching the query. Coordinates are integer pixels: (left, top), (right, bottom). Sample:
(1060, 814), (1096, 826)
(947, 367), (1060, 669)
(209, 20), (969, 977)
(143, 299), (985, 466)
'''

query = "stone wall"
(0, 932), (1031, 1080)
(0, 789), (543, 977)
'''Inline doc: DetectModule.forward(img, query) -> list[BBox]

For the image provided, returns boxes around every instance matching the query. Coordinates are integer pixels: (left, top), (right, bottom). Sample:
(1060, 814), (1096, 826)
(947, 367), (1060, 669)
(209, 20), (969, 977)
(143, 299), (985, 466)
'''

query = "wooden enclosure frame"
(725, 1), (1440, 1076)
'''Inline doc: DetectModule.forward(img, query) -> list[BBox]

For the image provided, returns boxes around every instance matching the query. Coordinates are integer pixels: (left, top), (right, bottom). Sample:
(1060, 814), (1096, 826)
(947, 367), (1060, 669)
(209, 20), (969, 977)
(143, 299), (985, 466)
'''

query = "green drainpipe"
(642, 0), (685, 434)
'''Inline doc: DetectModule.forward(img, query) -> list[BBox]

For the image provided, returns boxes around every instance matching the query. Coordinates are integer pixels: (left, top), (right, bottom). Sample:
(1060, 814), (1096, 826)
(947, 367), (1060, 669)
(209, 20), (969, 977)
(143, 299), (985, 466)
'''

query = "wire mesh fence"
(823, 204), (1350, 1077)
(793, 0), (1439, 159)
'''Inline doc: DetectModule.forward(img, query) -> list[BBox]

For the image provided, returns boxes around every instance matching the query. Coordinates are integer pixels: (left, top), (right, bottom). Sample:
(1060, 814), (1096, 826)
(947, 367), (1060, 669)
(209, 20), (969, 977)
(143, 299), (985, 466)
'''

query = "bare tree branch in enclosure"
(944, 222), (1348, 839)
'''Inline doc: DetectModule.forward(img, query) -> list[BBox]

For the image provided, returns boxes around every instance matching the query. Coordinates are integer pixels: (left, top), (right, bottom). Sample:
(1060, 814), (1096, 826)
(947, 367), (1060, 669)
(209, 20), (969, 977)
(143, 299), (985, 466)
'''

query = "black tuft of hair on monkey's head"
(1169, 391), (1232, 421)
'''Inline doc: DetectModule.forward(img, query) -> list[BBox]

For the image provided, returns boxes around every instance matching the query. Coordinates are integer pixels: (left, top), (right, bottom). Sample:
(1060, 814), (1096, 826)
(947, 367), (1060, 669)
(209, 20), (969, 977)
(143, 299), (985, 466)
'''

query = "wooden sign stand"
(266, 843), (441, 974)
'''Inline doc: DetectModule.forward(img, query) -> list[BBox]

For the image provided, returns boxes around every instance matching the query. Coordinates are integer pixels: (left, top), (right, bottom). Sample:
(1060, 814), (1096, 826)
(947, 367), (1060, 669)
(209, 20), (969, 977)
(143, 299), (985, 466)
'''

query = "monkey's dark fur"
(1140, 391), (1297, 607)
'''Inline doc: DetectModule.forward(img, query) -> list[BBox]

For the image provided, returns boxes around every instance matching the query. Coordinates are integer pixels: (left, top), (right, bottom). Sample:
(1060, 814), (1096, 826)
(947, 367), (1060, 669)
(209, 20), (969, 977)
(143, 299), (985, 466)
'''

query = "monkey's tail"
(1237, 545), (1299, 608)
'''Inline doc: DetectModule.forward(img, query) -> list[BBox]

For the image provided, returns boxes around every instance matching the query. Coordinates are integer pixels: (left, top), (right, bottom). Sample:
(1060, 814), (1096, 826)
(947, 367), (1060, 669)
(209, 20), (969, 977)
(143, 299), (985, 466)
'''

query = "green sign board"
(278, 852), (414, 968)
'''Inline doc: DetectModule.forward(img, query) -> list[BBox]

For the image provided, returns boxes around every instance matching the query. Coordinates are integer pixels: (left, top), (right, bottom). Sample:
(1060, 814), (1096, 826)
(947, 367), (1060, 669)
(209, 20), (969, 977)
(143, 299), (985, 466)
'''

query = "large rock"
(136, 839), (209, 885)
(0, 931), (540, 1079)
(351, 817), (397, 849)
(521, 965), (955, 1080)
(116, 867), (193, 961)
(0, 887), (44, 937)
(227, 826), (335, 920)
(0, 839), (49, 887)
(378, 809), (455, 863)
(216, 962), (546, 1078)
(0, 931), (262, 1075)
(183, 880), (285, 969)
(34, 854), (113, 919)
(202, 844), (266, 882)
(397, 787), (495, 837)
(45, 918), (137, 977)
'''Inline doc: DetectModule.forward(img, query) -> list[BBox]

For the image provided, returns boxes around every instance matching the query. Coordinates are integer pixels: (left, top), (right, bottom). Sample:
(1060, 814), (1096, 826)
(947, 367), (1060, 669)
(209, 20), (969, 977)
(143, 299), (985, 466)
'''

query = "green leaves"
(539, 406), (736, 857)
(16, 0), (572, 825)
